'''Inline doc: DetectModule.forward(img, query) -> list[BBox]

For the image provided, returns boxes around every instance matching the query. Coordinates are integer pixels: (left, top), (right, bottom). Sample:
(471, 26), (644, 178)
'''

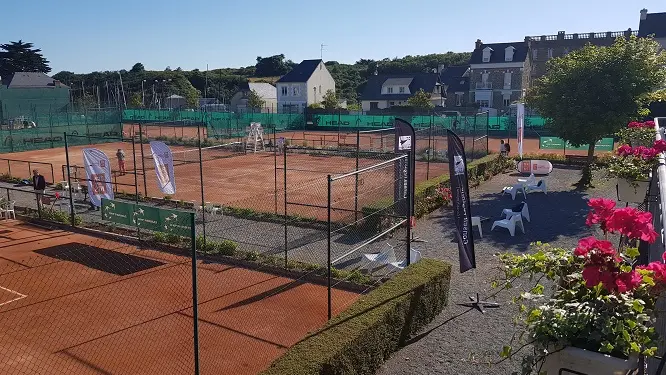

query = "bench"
(565, 155), (595, 164)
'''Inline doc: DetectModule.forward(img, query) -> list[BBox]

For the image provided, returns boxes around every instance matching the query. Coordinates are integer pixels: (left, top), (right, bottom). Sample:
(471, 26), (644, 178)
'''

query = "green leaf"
(530, 284), (544, 295)
(625, 247), (640, 259)
(633, 300), (645, 313)
(500, 345), (512, 358)
(630, 342), (641, 353)
(601, 342), (614, 353)
(643, 347), (657, 357)
(622, 330), (631, 343)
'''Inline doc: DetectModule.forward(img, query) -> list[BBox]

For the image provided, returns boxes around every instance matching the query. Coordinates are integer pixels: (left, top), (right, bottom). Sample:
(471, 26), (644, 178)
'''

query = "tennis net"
(147, 141), (246, 166)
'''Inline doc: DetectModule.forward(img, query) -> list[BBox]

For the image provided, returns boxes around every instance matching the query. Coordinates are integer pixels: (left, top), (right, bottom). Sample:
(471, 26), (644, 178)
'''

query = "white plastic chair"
(491, 214), (525, 236)
(526, 179), (547, 195)
(502, 201), (530, 223)
(390, 248), (422, 270)
(363, 243), (397, 268)
(502, 183), (527, 200)
(471, 216), (483, 237)
(518, 173), (536, 185)
(0, 201), (15, 220)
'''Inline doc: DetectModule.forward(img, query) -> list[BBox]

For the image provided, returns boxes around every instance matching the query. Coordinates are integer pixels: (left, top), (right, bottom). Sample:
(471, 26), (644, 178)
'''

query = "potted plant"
(607, 133), (666, 203)
(496, 198), (663, 374)
(616, 121), (657, 148)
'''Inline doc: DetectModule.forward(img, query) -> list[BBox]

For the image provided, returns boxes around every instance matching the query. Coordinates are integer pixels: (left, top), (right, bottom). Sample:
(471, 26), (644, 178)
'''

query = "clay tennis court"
(0, 220), (358, 374)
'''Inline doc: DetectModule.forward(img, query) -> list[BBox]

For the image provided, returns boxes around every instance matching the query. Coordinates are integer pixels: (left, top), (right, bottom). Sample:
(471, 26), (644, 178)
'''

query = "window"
(505, 46), (515, 62)
(532, 49), (538, 59)
(370, 102), (379, 110)
(503, 98), (511, 107)
(387, 87), (394, 94)
(547, 48), (553, 59)
(319, 85), (322, 94)
(477, 99), (490, 108)
(281, 86), (288, 96)
(390, 101), (395, 106)
(504, 71), (512, 89)
(399, 86), (405, 93)
(293, 86), (299, 96)
(455, 92), (463, 106)
(482, 47), (492, 63)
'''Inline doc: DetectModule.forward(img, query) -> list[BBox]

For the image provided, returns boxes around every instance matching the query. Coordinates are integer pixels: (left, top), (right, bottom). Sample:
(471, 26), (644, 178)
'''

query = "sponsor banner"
(447, 130), (476, 273)
(102, 199), (192, 237)
(83, 148), (114, 207)
(149, 141), (176, 194)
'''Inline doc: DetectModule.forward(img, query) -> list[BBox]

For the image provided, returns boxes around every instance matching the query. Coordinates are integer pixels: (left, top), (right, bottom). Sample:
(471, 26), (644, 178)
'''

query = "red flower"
(615, 271), (642, 293)
(633, 146), (648, 157)
(641, 147), (659, 160)
(54, 192), (60, 199)
(645, 120), (656, 128)
(582, 265), (603, 288)
(654, 140), (666, 153)
(628, 121), (641, 128)
(617, 144), (633, 157)
(639, 261), (666, 283)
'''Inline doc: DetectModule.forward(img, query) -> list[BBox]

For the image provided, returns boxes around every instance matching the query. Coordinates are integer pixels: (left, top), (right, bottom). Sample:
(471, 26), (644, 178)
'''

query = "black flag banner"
(447, 129), (476, 273)
(394, 118), (416, 218)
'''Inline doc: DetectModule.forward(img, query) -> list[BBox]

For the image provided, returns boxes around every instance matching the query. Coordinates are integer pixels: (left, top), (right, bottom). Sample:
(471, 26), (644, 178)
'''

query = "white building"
(276, 59), (335, 113)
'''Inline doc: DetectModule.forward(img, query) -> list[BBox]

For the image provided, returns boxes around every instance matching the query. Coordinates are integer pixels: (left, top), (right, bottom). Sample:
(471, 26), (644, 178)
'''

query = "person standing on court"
(32, 169), (46, 211)
(116, 148), (126, 176)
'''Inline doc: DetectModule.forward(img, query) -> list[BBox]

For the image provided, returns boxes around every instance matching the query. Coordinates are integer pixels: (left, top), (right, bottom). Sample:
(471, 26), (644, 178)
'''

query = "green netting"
(0, 122), (122, 153)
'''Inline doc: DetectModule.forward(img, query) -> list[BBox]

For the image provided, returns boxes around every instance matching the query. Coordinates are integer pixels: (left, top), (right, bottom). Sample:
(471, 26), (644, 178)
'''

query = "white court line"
(0, 286), (27, 307)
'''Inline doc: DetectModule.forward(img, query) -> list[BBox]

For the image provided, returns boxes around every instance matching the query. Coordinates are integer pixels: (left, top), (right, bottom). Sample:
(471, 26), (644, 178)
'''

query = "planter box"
(541, 347), (638, 375)
(616, 178), (650, 203)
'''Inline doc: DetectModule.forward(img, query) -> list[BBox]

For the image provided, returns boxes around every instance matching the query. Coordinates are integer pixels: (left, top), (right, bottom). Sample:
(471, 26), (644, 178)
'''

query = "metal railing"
(0, 158), (55, 184)
(527, 29), (638, 41)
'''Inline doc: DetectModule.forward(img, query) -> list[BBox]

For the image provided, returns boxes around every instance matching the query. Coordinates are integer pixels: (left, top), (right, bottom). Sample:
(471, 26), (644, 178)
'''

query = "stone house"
(276, 59), (335, 113)
(469, 40), (531, 112)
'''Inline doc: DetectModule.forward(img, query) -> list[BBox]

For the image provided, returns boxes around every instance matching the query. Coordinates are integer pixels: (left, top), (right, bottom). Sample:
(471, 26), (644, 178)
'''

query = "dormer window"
(387, 87), (393, 94)
(399, 86), (405, 93)
(505, 46), (515, 62)
(482, 47), (492, 63)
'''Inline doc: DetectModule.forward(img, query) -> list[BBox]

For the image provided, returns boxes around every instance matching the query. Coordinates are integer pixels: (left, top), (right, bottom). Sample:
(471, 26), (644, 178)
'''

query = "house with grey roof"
(230, 82), (277, 113)
(276, 59), (335, 113)
(469, 39), (531, 112)
(639, 8), (666, 49)
(360, 73), (442, 111)
(0, 72), (70, 120)
(438, 65), (471, 108)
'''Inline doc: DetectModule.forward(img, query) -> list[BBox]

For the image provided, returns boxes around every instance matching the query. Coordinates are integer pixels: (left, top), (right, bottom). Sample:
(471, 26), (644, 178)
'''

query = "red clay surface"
(0, 220), (359, 374)
(0, 126), (608, 220)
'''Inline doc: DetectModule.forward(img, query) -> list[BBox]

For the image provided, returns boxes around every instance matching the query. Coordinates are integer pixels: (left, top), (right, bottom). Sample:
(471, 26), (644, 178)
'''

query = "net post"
(327, 174), (332, 320)
(138, 122), (148, 197)
(197, 123), (207, 244)
(64, 132), (76, 226)
(189, 211), (201, 375)
(283, 145), (288, 268)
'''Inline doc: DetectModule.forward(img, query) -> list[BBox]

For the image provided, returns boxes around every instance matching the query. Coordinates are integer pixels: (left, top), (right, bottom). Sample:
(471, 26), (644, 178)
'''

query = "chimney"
(640, 8), (648, 21)
(475, 39), (482, 50)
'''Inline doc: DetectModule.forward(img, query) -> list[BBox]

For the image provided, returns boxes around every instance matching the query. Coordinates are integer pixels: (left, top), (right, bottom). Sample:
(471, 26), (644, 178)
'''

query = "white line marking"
(0, 286), (27, 306)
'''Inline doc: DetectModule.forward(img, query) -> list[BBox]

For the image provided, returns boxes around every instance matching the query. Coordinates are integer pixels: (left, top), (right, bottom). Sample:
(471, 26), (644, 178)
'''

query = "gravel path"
(376, 166), (618, 375)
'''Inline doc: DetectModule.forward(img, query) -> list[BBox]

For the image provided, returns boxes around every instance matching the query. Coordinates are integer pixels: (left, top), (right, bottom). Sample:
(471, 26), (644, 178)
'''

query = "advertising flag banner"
(446, 130), (476, 273)
(394, 118), (416, 217)
(83, 148), (114, 207)
(516, 103), (525, 159)
(150, 141), (176, 195)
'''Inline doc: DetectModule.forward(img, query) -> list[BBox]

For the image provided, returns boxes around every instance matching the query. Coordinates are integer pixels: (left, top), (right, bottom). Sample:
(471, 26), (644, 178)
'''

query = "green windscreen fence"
(0, 110), (122, 153)
(539, 136), (615, 151)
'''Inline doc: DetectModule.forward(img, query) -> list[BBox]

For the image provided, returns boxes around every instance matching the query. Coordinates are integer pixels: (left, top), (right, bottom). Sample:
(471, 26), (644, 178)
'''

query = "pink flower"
(645, 120), (656, 128)
(586, 198), (616, 230)
(582, 266), (603, 288)
(639, 261), (666, 283)
(55, 192), (60, 199)
(633, 146), (648, 157)
(606, 207), (658, 243)
(654, 140), (666, 153)
(617, 144), (633, 157)
(628, 121), (641, 128)
(641, 147), (659, 160)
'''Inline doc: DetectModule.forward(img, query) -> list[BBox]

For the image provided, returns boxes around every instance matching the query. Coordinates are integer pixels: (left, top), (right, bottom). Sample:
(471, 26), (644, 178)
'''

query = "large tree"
(0, 40), (51, 78)
(321, 89), (338, 109)
(407, 89), (434, 110)
(527, 35), (666, 164)
(246, 89), (265, 110)
(255, 54), (295, 77)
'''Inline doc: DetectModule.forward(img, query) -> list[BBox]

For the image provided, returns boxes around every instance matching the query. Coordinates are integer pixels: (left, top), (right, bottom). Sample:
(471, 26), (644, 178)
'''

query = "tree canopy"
(407, 89), (434, 109)
(0, 40), (51, 78)
(130, 63), (145, 73)
(321, 89), (338, 109)
(255, 54), (295, 77)
(246, 89), (265, 109)
(526, 35), (666, 162)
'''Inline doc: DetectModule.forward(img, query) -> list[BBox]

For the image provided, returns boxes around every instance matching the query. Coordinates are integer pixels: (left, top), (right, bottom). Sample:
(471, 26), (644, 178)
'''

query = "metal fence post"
(131, 136), (141, 239)
(426, 119), (432, 180)
(327, 174), (332, 320)
(354, 129), (360, 223)
(64, 133), (76, 226)
(274, 127), (278, 215)
(138, 122), (148, 197)
(406, 153), (413, 266)
(197, 123), (206, 244)
(283, 146), (288, 267)
(190, 211), (201, 375)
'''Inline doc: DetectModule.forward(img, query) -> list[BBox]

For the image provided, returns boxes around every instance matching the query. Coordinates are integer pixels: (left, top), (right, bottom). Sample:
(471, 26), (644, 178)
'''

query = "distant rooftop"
(639, 11), (666, 38)
(526, 29), (637, 42)
(2, 72), (67, 88)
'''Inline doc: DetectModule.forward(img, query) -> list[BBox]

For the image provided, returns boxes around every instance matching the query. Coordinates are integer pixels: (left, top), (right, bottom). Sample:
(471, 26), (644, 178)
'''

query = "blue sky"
(1, 0), (663, 74)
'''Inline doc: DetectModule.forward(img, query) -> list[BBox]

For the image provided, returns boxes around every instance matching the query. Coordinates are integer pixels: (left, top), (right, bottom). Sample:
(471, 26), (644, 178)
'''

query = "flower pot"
(541, 347), (638, 375)
(616, 178), (650, 203)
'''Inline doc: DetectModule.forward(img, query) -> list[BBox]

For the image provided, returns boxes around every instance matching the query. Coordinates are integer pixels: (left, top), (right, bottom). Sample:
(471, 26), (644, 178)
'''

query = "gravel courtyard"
(377, 165), (617, 375)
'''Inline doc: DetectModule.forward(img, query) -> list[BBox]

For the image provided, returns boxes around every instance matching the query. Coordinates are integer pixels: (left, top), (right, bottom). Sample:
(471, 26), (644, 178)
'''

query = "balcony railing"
(475, 82), (492, 89)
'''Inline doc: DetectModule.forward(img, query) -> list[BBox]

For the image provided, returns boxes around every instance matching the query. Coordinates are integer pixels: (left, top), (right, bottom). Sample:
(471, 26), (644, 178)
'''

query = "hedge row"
(362, 154), (514, 225)
(260, 259), (452, 375)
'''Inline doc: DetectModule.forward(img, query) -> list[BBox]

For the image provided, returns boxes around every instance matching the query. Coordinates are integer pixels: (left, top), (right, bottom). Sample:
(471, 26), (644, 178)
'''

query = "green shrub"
(261, 259), (452, 375)
(164, 232), (180, 244)
(217, 240), (237, 256)
(53, 182), (64, 191)
(152, 232), (167, 243)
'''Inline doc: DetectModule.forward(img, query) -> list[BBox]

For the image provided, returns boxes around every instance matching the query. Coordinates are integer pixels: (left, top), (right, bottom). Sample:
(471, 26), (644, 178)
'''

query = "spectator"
(500, 140), (507, 156)
(32, 169), (46, 211)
